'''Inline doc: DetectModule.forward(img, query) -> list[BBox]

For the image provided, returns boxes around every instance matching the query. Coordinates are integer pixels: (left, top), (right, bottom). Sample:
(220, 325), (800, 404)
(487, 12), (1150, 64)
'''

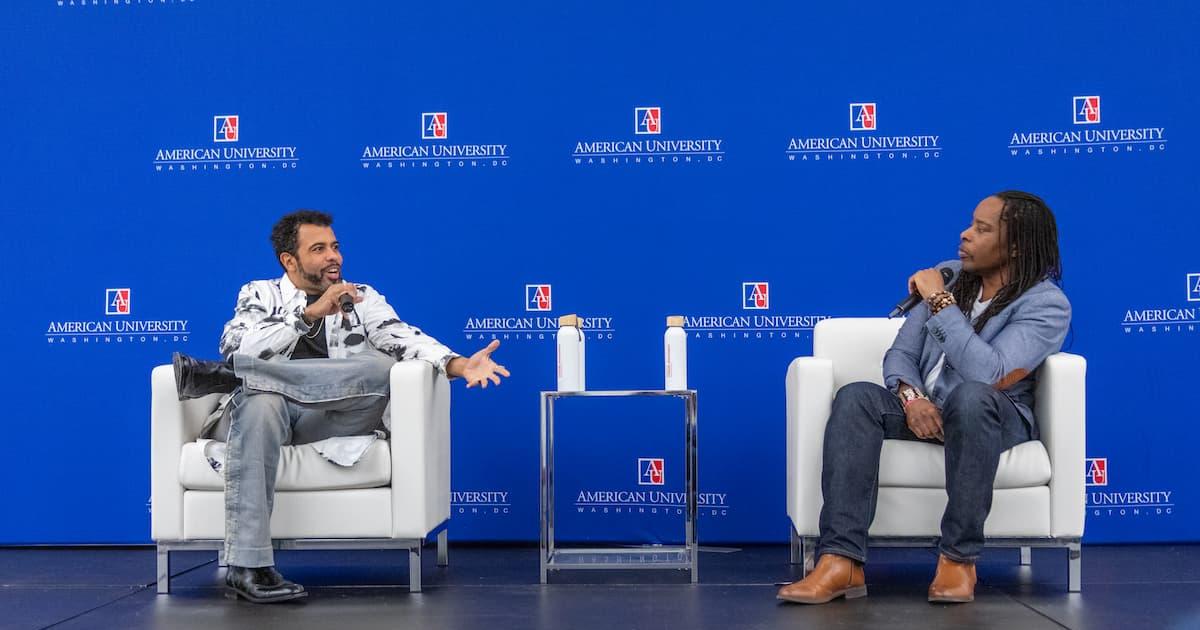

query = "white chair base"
(789, 526), (1081, 592)
(157, 528), (449, 595)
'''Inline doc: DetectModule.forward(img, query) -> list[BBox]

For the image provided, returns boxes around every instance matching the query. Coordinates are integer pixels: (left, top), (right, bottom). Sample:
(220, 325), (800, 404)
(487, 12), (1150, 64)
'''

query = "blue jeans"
(219, 350), (395, 568)
(817, 381), (1034, 564)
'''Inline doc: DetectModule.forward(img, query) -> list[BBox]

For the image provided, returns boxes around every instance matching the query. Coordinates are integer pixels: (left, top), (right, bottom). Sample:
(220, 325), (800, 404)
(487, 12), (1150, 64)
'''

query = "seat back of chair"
(813, 318), (905, 390)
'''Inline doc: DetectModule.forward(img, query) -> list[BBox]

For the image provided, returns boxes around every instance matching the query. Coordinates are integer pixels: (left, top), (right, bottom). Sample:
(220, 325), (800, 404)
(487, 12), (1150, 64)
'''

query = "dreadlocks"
(952, 190), (1062, 332)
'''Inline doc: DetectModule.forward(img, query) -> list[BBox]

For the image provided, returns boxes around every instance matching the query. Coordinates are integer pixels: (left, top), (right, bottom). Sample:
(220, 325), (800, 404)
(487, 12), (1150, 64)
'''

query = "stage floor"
(2, 544), (1198, 629)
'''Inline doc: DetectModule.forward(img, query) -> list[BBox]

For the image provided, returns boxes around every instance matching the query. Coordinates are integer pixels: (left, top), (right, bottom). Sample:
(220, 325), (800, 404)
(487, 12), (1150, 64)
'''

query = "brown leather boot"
(776, 554), (866, 604)
(928, 554), (977, 603)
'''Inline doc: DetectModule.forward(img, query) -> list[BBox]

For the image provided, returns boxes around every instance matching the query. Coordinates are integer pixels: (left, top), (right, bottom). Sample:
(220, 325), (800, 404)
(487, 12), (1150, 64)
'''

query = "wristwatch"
(899, 386), (928, 407)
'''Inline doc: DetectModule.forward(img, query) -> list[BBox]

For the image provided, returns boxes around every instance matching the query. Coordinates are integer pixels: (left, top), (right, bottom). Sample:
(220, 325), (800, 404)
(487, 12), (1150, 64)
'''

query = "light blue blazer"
(882, 260), (1072, 432)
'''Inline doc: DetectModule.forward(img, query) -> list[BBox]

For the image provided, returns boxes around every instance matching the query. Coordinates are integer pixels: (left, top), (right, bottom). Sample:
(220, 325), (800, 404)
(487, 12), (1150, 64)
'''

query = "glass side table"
(539, 389), (699, 584)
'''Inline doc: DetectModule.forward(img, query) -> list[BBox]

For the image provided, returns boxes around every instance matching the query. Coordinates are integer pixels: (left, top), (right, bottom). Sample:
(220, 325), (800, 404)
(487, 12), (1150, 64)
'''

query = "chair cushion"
(878, 439), (1051, 489)
(179, 440), (392, 491)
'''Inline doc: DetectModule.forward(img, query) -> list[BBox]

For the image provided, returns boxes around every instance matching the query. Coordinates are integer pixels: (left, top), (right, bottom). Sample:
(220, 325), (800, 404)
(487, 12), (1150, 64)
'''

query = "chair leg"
(156, 546), (170, 595)
(1020, 546), (1032, 566)
(437, 530), (448, 567)
(1068, 542), (1081, 592)
(802, 537), (816, 576)
(409, 545), (423, 593)
(789, 527), (801, 565)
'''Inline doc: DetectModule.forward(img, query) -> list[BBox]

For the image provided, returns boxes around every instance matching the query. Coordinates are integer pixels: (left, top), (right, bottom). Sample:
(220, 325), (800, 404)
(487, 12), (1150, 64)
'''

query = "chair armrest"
(151, 365), (224, 541)
(1036, 352), (1087, 539)
(150, 365), (187, 541)
(786, 356), (835, 536)
(389, 361), (452, 539)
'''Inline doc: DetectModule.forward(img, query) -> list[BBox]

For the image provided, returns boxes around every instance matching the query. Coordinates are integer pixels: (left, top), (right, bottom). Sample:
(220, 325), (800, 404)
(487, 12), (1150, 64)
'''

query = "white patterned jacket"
(218, 273), (459, 373)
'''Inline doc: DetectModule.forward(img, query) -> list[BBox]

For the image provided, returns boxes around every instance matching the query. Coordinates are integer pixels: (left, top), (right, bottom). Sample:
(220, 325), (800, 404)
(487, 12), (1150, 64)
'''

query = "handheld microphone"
(337, 280), (355, 314)
(888, 266), (958, 318)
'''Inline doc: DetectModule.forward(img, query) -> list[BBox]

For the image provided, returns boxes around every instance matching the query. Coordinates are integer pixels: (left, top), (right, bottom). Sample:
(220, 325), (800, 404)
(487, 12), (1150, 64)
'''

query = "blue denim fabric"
(817, 381), (1033, 565)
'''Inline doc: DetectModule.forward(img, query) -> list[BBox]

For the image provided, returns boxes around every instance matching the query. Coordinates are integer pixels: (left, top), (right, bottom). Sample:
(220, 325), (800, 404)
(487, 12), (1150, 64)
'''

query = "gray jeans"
(217, 350), (395, 568)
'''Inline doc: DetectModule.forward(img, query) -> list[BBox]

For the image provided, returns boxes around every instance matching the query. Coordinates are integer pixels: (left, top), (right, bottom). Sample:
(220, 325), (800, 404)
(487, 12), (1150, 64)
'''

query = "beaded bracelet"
(927, 290), (956, 314)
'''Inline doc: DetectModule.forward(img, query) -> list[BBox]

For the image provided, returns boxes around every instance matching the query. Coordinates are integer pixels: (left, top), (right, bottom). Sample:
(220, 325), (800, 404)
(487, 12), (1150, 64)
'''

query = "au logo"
(525, 284), (552, 312)
(106, 288), (131, 316)
(742, 282), (769, 310)
(638, 457), (664, 485)
(1073, 96), (1100, 125)
(1187, 273), (1200, 302)
(850, 103), (876, 131)
(635, 107), (661, 135)
(213, 115), (239, 142)
(1086, 457), (1107, 487)
(422, 112), (448, 139)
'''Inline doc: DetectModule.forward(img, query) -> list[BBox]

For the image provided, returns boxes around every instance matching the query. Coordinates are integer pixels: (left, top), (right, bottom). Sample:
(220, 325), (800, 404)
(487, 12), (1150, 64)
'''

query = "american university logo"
(850, 103), (876, 131)
(743, 282), (769, 310)
(1086, 456), (1175, 518)
(1073, 96), (1100, 125)
(638, 458), (665, 485)
(1121, 273), (1200, 334)
(573, 458), (729, 516)
(1086, 458), (1107, 486)
(213, 115), (239, 142)
(572, 107), (723, 166)
(422, 112), (448, 140)
(787, 101), (941, 162)
(635, 107), (661, 135)
(462, 285), (615, 343)
(1010, 95), (1166, 158)
(362, 111), (508, 170)
(105, 288), (131, 316)
(685, 281), (828, 342)
(526, 284), (552, 312)
(47, 288), (190, 346)
(155, 115), (299, 172)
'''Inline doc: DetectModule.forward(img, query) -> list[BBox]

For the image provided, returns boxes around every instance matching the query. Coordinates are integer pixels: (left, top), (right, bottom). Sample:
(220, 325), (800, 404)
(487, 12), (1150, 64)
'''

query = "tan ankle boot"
(777, 554), (866, 604)
(928, 554), (977, 603)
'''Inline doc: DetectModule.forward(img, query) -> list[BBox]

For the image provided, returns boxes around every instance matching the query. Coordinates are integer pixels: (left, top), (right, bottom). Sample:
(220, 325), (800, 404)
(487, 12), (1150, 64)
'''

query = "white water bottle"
(577, 316), (587, 389)
(556, 314), (585, 392)
(664, 315), (688, 390)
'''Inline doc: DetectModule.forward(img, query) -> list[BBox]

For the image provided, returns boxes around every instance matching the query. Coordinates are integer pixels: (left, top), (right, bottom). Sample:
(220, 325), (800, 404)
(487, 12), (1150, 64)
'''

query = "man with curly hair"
(173, 209), (509, 603)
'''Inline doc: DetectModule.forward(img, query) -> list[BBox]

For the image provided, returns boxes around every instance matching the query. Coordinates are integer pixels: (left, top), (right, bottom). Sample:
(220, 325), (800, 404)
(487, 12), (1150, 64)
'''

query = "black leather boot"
(224, 566), (307, 603)
(172, 352), (240, 401)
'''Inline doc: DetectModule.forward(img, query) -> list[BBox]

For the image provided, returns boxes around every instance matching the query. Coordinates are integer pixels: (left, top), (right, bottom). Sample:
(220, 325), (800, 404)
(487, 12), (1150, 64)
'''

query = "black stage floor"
(2, 544), (1198, 629)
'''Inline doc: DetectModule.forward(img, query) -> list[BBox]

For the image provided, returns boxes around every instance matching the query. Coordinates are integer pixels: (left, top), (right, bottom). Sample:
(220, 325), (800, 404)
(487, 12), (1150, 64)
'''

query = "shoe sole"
(928, 593), (974, 603)
(777, 585), (867, 604)
(225, 588), (308, 604)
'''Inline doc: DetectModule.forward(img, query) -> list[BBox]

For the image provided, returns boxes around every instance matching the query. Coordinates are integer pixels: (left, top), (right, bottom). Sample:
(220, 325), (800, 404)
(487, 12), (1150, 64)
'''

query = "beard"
(298, 261), (340, 293)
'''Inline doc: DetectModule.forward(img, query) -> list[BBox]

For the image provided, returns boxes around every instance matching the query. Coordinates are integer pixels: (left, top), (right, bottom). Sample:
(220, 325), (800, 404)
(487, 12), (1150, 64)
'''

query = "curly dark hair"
(271, 209), (333, 269)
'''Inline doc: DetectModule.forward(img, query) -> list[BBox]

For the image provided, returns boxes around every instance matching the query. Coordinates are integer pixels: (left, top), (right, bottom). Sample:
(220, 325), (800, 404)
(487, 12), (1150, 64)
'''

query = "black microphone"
(338, 292), (355, 313)
(888, 266), (958, 318)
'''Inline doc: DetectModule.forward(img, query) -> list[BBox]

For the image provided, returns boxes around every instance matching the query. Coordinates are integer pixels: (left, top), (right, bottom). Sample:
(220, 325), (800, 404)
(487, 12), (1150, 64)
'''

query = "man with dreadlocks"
(778, 190), (1070, 605)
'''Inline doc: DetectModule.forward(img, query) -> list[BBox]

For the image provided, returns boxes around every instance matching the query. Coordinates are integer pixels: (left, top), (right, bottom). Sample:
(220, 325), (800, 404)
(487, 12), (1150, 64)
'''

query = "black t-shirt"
(290, 294), (329, 360)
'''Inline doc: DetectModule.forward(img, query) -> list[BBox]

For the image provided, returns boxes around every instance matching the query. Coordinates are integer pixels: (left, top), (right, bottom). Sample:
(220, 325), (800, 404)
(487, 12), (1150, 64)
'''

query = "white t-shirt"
(923, 290), (992, 396)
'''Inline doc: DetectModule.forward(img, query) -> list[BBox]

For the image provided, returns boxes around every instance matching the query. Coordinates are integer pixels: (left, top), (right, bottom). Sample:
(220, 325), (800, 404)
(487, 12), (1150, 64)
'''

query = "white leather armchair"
(786, 318), (1086, 591)
(151, 360), (451, 593)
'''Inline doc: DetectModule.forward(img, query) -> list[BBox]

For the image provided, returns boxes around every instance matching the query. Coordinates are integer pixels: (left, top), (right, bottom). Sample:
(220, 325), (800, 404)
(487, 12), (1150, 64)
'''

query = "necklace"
(304, 317), (324, 339)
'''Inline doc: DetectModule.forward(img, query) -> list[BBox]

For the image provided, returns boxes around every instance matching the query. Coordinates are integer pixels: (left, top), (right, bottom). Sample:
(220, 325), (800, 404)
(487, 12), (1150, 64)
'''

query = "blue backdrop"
(3, 1), (1196, 545)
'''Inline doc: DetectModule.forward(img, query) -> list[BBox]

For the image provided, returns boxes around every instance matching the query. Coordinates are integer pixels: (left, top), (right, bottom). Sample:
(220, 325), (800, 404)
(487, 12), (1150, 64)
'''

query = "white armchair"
(786, 318), (1086, 591)
(151, 360), (451, 593)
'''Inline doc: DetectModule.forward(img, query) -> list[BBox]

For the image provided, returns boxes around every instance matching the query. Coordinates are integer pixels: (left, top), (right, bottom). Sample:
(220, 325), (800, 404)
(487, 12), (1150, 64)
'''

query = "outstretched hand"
(448, 340), (511, 388)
